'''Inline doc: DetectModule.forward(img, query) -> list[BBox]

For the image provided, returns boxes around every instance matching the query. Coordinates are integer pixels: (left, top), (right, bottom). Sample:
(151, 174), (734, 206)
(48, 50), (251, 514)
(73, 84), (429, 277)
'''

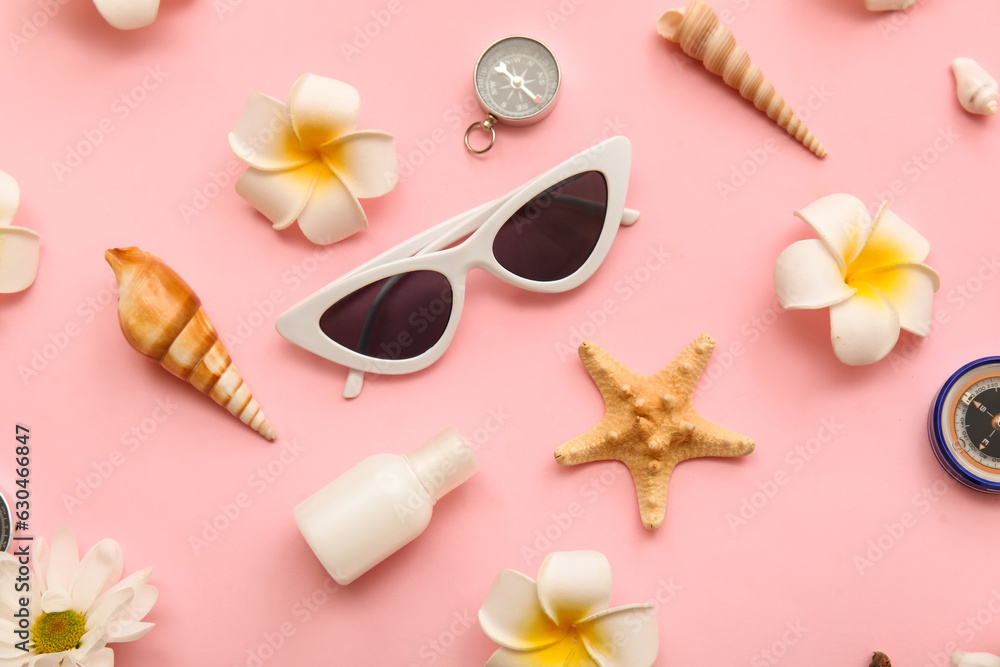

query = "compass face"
(474, 36), (560, 125)
(930, 358), (1000, 492)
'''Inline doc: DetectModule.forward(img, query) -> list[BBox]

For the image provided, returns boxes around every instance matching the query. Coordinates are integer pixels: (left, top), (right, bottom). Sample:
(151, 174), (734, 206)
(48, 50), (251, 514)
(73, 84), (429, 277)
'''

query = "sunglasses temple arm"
(622, 208), (640, 226)
(344, 368), (365, 399)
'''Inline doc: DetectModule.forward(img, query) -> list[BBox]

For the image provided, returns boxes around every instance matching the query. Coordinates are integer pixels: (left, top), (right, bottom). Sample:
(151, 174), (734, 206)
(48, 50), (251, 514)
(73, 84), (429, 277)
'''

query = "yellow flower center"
(31, 610), (86, 654)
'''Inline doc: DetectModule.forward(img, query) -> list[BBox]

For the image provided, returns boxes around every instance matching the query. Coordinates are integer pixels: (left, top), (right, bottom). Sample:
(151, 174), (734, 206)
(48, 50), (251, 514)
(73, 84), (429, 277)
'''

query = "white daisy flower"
(0, 527), (157, 666)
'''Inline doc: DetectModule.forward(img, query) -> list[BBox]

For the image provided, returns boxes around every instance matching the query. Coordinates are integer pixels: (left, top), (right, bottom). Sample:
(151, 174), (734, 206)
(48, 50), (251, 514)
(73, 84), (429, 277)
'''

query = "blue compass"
(928, 357), (1000, 493)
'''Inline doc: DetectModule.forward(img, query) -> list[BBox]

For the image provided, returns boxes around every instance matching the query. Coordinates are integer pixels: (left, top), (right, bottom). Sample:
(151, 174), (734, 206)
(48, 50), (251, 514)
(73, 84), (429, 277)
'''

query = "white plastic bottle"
(294, 428), (479, 585)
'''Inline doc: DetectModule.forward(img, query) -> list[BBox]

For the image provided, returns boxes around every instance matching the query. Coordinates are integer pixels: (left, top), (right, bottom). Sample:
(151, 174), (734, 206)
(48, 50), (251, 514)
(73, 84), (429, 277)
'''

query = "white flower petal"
(92, 0), (159, 29)
(71, 539), (123, 613)
(847, 203), (932, 274)
(579, 605), (659, 667)
(321, 131), (398, 199)
(109, 621), (154, 643)
(44, 528), (79, 597)
(854, 262), (940, 336)
(295, 172), (367, 245)
(0, 558), (22, 618)
(288, 75), (359, 148)
(97, 567), (152, 600)
(794, 194), (874, 268)
(39, 590), (72, 613)
(0, 171), (19, 227)
(537, 551), (612, 628)
(485, 636), (590, 667)
(479, 569), (565, 652)
(105, 584), (157, 642)
(85, 588), (132, 633)
(228, 94), (312, 172)
(774, 239), (855, 309)
(235, 163), (320, 230)
(0, 227), (40, 294)
(32, 536), (49, 591)
(829, 285), (901, 365)
(29, 652), (67, 667)
(77, 647), (114, 667)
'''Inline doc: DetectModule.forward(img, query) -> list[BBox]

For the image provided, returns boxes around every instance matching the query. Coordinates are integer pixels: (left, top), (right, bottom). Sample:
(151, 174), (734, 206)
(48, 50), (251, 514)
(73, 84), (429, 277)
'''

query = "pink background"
(2, 0), (1000, 664)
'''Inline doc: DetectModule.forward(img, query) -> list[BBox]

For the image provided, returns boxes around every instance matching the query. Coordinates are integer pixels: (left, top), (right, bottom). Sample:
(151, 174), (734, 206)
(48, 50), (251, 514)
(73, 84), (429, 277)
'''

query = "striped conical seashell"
(106, 247), (277, 441)
(656, 1), (828, 158)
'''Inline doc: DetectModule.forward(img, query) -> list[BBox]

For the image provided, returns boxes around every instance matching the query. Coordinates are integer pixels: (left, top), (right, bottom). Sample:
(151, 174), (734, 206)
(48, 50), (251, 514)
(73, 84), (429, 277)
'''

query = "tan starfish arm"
(682, 413), (756, 459)
(627, 458), (679, 530)
(578, 341), (642, 406)
(553, 415), (633, 465)
(652, 334), (716, 404)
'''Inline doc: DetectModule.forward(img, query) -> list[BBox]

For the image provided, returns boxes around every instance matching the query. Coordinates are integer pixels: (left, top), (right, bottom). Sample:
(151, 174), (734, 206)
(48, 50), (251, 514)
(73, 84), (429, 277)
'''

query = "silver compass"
(465, 36), (561, 154)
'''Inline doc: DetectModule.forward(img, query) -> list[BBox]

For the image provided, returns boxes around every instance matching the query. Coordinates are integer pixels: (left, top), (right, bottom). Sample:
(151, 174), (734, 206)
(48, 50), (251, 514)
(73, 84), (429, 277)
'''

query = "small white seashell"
(864, 0), (916, 10)
(952, 652), (1000, 667)
(952, 58), (998, 115)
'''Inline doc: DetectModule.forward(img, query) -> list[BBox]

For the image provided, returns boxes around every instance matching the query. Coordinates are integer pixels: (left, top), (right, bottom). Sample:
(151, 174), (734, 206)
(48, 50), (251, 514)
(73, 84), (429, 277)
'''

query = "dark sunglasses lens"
(319, 270), (453, 361)
(492, 170), (609, 282)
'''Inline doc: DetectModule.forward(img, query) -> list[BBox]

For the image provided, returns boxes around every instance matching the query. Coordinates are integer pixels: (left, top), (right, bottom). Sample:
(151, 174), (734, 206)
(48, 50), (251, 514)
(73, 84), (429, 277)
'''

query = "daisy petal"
(79, 647), (114, 667)
(30, 652), (68, 667)
(229, 94), (312, 171)
(794, 194), (874, 268)
(235, 163), (321, 230)
(854, 262), (940, 336)
(71, 539), (123, 612)
(85, 588), (133, 633)
(579, 605), (659, 667)
(92, 0), (159, 29)
(479, 569), (565, 651)
(848, 203), (932, 273)
(537, 551), (612, 628)
(43, 528), (78, 602)
(109, 621), (154, 643)
(288, 75), (359, 148)
(295, 172), (367, 245)
(774, 239), (855, 309)
(0, 227), (40, 294)
(106, 584), (157, 641)
(321, 131), (398, 199)
(485, 636), (590, 667)
(0, 171), (19, 227)
(829, 285), (901, 365)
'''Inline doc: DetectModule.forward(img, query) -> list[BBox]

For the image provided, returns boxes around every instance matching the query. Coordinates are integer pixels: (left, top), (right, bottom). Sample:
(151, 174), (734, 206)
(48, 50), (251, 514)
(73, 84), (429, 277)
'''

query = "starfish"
(554, 334), (755, 530)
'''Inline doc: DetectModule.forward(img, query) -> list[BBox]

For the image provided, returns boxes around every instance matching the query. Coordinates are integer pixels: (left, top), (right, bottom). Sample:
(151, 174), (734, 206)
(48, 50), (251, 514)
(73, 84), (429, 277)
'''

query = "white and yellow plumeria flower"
(93, 0), (159, 30)
(0, 527), (157, 667)
(773, 194), (940, 365)
(229, 74), (398, 246)
(479, 551), (658, 667)
(0, 171), (40, 295)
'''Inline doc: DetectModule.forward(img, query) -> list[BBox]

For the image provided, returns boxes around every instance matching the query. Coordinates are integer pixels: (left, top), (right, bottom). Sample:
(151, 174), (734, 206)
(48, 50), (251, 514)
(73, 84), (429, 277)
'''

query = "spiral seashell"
(656, 0), (828, 158)
(952, 58), (998, 115)
(106, 247), (276, 441)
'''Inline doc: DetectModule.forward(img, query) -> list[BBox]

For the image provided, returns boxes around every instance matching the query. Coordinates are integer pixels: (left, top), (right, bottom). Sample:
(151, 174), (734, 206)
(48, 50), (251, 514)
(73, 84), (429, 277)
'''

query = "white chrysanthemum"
(0, 171), (40, 295)
(0, 527), (157, 667)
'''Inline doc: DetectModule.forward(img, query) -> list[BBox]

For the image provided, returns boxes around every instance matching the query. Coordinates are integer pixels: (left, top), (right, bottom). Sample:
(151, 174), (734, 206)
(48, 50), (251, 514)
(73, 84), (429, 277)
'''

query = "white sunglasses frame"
(275, 135), (639, 398)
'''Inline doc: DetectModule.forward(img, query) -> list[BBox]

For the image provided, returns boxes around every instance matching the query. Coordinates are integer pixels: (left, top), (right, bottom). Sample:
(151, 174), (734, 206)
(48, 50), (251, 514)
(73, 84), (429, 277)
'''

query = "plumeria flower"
(229, 74), (398, 245)
(0, 527), (157, 666)
(93, 0), (159, 30)
(773, 194), (940, 365)
(479, 551), (658, 667)
(0, 170), (40, 295)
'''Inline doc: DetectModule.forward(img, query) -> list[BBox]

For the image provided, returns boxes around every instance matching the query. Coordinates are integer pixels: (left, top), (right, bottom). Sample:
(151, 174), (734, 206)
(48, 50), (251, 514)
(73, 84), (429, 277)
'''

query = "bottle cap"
(406, 429), (479, 502)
